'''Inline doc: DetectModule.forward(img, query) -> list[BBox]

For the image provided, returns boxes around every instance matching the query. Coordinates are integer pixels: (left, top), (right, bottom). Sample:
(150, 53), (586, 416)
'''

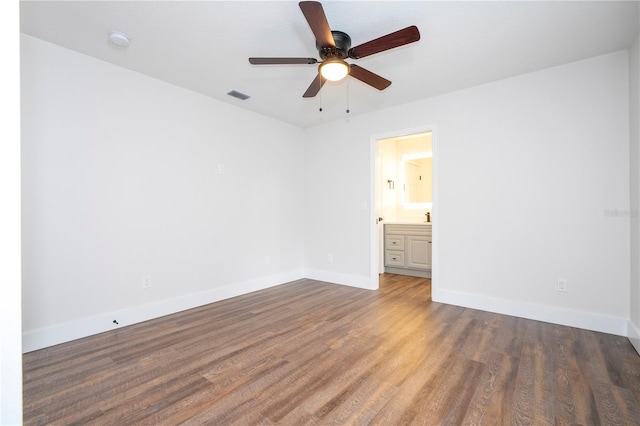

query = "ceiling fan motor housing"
(317, 30), (351, 60)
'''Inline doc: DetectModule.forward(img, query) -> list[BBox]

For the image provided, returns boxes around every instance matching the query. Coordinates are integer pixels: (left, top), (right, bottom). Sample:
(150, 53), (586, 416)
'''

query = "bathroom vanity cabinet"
(384, 223), (432, 278)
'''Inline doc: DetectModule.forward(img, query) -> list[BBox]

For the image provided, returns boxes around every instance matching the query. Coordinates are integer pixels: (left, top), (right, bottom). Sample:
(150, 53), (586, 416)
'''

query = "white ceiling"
(20, 1), (639, 128)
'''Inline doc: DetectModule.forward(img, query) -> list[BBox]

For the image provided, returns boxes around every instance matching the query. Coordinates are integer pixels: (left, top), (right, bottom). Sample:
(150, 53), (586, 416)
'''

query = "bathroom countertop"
(384, 222), (432, 225)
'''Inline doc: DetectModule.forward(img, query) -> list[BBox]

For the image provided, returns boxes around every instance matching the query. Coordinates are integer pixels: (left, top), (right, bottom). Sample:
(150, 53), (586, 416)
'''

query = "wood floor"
(23, 274), (640, 425)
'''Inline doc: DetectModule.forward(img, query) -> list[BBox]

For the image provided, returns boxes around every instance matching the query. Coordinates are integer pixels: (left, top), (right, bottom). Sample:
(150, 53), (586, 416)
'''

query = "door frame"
(369, 124), (438, 290)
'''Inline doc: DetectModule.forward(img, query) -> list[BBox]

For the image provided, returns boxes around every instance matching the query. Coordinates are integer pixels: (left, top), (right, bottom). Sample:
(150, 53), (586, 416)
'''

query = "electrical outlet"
(557, 279), (567, 292)
(143, 275), (152, 289)
(265, 256), (271, 265)
(218, 163), (225, 174)
(328, 253), (334, 264)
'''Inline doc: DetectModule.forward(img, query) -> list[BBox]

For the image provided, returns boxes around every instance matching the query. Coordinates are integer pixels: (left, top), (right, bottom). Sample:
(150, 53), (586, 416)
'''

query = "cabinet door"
(406, 236), (431, 270)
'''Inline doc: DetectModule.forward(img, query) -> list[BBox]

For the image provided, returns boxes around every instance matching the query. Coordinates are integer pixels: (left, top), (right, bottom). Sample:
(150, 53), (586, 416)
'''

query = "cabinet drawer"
(385, 235), (405, 251)
(385, 250), (405, 267)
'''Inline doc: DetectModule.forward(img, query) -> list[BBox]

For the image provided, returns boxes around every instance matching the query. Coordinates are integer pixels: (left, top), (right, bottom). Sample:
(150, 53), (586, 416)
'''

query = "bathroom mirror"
(401, 155), (432, 207)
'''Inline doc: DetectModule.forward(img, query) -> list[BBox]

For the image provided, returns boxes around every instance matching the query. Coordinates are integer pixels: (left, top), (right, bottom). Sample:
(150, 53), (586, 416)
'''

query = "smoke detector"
(108, 31), (130, 48)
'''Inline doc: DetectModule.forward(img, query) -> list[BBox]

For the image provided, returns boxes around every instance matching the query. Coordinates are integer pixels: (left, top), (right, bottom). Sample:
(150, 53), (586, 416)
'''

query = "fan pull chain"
(346, 81), (350, 114)
(319, 90), (323, 112)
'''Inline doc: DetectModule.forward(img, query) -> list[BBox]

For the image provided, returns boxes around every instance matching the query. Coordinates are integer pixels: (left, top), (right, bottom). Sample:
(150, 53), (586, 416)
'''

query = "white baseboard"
(26, 271), (630, 353)
(629, 320), (640, 355)
(22, 269), (305, 353)
(433, 288), (628, 337)
(304, 269), (375, 290)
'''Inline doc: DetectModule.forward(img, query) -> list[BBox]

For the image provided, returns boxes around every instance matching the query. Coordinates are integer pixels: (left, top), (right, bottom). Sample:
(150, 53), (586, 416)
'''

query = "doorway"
(369, 126), (436, 290)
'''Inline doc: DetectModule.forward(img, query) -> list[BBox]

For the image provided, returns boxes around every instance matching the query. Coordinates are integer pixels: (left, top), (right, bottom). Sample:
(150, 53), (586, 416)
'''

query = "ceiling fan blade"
(299, 1), (335, 48)
(303, 73), (326, 98)
(348, 26), (420, 59)
(249, 57), (318, 65)
(349, 65), (391, 91)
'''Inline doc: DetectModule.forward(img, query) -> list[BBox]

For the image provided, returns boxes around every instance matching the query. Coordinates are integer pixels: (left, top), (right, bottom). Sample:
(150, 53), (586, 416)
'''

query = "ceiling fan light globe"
(320, 61), (349, 81)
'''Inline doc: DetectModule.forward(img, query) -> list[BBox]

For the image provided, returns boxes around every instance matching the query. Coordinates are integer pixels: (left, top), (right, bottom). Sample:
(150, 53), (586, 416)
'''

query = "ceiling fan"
(248, 1), (421, 98)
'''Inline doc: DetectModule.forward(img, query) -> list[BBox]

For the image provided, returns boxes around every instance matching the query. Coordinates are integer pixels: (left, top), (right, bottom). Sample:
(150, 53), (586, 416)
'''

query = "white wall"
(394, 133), (433, 223)
(0, 1), (23, 423)
(306, 51), (631, 335)
(377, 139), (398, 224)
(21, 35), (306, 351)
(303, 121), (373, 288)
(21, 32), (634, 353)
(376, 134), (433, 224)
(629, 27), (640, 353)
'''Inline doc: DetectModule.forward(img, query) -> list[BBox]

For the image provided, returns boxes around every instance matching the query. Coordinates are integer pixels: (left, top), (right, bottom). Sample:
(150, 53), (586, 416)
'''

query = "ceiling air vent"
(227, 90), (250, 101)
